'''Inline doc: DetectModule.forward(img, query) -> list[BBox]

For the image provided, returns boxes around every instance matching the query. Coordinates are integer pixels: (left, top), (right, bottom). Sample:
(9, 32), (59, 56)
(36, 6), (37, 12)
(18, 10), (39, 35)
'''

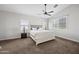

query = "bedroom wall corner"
(48, 5), (79, 42)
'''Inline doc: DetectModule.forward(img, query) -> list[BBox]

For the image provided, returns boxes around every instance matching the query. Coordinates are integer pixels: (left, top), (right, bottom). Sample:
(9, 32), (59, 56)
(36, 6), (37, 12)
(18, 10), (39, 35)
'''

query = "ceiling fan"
(39, 4), (58, 16)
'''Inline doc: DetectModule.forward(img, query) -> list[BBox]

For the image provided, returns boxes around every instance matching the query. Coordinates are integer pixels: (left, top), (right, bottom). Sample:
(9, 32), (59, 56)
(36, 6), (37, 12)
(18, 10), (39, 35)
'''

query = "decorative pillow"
(38, 28), (44, 30)
(32, 28), (37, 30)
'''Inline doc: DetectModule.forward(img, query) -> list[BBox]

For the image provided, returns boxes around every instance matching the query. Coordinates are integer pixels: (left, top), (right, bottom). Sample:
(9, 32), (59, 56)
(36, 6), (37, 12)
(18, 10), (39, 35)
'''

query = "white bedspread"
(30, 30), (55, 45)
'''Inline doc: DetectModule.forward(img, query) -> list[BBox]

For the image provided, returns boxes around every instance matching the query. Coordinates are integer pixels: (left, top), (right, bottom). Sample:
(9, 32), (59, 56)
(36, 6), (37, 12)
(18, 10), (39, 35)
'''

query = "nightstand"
(21, 33), (27, 38)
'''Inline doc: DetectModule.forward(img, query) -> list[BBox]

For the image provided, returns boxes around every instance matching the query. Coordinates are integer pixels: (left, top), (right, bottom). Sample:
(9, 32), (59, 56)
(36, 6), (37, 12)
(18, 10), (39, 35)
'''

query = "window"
(53, 16), (67, 29)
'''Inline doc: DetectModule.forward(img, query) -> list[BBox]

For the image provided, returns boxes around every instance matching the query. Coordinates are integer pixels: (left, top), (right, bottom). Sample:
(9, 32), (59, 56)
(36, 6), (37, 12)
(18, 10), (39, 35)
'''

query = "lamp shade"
(20, 19), (29, 26)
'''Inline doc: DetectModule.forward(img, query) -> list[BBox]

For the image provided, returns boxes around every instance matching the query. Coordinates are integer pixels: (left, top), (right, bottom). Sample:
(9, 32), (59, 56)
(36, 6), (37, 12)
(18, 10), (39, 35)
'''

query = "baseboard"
(0, 37), (21, 41)
(55, 36), (79, 44)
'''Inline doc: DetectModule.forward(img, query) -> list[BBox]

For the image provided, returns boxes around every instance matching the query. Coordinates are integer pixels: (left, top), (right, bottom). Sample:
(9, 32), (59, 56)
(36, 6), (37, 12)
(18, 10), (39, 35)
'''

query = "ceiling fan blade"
(45, 13), (51, 16)
(54, 4), (58, 8)
(48, 11), (54, 13)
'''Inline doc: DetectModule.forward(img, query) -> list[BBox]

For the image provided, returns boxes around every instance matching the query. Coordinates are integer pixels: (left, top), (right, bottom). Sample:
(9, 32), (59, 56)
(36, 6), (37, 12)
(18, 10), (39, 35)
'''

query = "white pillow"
(32, 28), (37, 30)
(38, 28), (44, 30)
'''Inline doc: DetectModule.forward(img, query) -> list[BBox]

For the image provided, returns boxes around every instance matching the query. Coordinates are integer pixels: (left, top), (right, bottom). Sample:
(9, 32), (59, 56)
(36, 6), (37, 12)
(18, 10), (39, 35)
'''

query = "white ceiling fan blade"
(54, 4), (58, 8)
(48, 11), (54, 13)
(46, 13), (51, 16)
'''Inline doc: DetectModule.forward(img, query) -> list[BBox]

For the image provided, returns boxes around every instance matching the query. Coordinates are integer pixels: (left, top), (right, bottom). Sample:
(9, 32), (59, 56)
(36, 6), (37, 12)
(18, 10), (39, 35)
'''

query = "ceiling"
(0, 4), (70, 18)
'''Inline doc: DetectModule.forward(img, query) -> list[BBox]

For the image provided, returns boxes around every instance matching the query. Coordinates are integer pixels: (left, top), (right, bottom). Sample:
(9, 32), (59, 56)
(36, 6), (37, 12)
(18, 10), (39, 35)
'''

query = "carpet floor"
(0, 37), (79, 54)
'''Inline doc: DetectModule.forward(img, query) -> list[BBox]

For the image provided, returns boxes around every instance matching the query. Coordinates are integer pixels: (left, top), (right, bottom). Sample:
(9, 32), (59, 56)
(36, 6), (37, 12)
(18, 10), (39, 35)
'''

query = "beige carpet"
(0, 37), (79, 54)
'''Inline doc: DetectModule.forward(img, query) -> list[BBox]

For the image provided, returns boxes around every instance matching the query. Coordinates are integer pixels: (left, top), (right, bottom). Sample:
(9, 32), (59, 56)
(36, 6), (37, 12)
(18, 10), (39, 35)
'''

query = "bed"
(30, 29), (55, 45)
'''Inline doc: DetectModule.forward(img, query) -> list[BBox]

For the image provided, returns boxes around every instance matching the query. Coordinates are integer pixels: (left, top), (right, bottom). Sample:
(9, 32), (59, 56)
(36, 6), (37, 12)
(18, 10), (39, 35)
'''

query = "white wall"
(49, 5), (79, 42)
(0, 11), (45, 40)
